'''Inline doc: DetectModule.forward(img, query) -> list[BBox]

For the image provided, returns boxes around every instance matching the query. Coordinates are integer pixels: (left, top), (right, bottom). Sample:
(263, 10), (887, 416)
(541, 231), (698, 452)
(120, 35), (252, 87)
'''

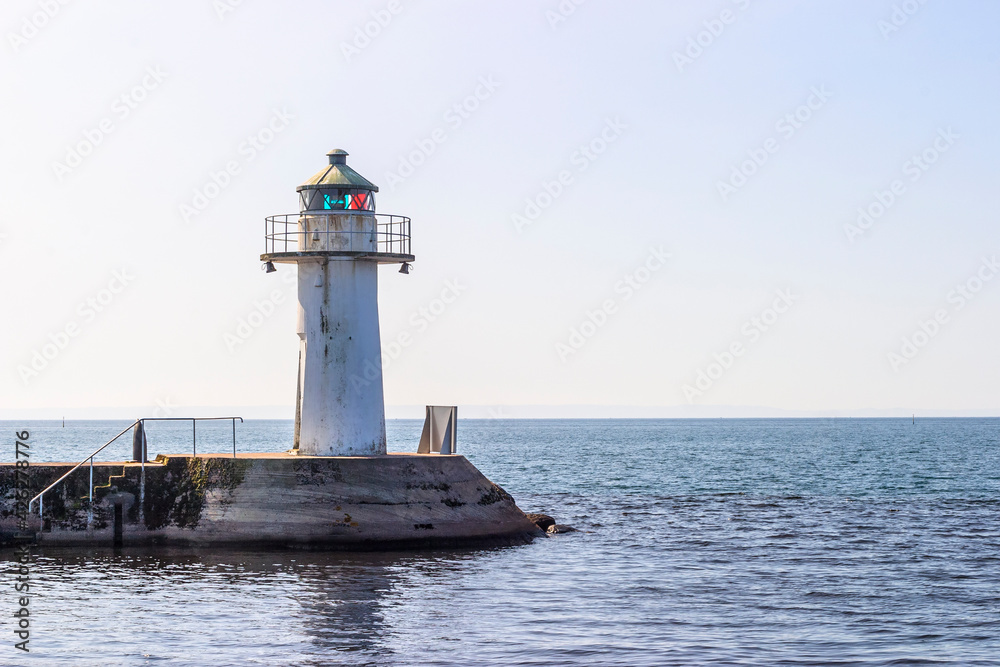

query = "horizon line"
(2, 404), (998, 421)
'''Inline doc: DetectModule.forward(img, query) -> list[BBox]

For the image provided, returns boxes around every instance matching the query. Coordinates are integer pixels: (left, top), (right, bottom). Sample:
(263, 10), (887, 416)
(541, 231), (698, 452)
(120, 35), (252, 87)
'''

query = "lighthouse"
(262, 149), (413, 456)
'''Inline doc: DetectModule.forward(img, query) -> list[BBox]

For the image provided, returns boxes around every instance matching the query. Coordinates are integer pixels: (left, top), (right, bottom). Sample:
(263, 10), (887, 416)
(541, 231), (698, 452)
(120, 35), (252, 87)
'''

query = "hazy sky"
(2, 1), (999, 419)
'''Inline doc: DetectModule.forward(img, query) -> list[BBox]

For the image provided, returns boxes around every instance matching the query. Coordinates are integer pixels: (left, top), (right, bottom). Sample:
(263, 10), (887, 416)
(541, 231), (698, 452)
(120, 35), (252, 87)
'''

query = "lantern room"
(297, 149), (377, 212)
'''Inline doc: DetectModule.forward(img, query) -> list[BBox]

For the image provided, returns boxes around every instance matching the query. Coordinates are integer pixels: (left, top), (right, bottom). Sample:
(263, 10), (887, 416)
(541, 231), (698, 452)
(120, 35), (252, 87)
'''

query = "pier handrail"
(137, 416), (244, 457)
(28, 416), (243, 526)
(27, 420), (138, 518)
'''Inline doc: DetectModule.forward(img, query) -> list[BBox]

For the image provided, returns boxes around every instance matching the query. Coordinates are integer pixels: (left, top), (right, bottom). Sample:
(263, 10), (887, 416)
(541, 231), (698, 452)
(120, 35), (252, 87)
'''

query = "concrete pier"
(0, 454), (541, 549)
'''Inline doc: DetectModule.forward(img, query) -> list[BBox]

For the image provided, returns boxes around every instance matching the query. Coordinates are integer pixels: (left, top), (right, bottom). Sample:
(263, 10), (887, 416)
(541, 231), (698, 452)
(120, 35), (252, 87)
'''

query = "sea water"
(2, 418), (998, 665)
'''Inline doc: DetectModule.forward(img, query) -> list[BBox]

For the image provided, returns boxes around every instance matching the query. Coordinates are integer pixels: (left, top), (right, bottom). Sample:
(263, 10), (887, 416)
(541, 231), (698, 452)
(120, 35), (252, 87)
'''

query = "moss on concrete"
(294, 459), (344, 486)
(145, 457), (253, 530)
(477, 482), (514, 506)
(408, 481), (451, 492)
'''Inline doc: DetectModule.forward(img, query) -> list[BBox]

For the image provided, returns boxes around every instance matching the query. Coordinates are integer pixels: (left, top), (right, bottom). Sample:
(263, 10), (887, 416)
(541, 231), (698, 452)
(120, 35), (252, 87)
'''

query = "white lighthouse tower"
(262, 149), (413, 456)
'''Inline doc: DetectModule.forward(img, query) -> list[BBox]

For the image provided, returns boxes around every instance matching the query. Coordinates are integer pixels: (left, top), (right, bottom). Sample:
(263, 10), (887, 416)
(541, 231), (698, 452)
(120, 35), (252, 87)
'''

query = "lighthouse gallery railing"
(264, 212), (411, 256)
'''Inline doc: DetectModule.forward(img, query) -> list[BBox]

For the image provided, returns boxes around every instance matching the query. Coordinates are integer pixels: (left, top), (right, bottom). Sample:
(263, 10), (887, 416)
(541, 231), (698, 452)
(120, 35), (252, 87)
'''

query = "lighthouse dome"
(297, 149), (378, 212)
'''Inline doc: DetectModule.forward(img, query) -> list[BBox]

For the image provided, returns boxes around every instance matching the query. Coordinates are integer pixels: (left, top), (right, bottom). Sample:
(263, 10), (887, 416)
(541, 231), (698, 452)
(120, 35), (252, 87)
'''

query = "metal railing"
(264, 212), (411, 257)
(139, 417), (243, 458)
(27, 416), (243, 528)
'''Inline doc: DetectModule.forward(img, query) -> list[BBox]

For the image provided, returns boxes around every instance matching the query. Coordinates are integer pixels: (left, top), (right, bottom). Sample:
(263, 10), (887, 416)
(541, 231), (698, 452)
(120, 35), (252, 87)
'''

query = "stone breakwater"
(0, 453), (542, 549)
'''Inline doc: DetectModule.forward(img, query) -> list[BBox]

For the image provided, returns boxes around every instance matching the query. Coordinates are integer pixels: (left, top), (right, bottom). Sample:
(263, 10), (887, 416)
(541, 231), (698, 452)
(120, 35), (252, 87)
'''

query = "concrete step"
(88, 467), (127, 503)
